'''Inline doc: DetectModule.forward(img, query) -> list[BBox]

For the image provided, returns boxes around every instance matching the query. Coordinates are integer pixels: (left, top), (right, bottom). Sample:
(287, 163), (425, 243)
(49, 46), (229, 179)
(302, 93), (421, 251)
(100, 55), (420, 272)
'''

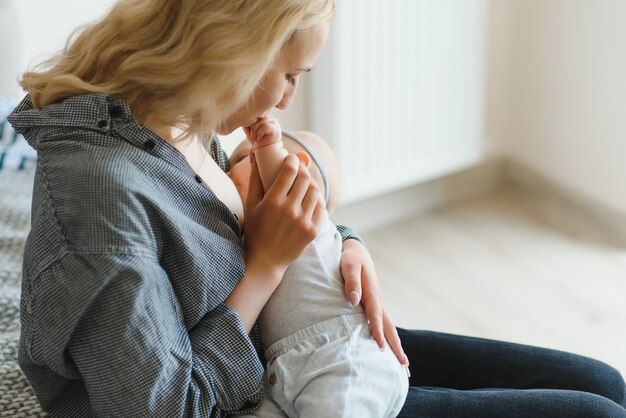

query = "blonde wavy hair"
(20, 0), (334, 137)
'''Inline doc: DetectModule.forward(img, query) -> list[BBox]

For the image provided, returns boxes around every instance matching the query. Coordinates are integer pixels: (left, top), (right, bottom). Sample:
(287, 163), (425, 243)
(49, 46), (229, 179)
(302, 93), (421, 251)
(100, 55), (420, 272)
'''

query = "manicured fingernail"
(349, 291), (360, 306)
(404, 365), (411, 378)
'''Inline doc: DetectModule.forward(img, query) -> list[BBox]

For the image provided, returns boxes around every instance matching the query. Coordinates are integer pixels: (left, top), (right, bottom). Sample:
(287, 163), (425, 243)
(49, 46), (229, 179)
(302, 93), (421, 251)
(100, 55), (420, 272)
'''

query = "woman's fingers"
(265, 154), (300, 200)
(341, 257), (363, 307)
(382, 309), (409, 370)
(338, 239), (409, 372)
(301, 183), (324, 219)
(267, 155), (322, 220)
(361, 265), (385, 350)
(362, 294), (385, 350)
(286, 163), (313, 205)
(311, 199), (325, 228)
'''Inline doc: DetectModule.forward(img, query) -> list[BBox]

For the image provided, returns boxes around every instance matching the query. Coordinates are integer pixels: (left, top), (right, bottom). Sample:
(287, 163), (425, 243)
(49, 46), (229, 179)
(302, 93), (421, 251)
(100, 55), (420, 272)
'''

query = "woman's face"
(217, 22), (330, 134)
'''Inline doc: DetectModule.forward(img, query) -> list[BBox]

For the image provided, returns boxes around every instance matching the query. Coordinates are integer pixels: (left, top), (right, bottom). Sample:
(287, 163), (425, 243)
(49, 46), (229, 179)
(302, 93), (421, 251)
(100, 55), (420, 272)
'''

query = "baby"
(228, 121), (408, 418)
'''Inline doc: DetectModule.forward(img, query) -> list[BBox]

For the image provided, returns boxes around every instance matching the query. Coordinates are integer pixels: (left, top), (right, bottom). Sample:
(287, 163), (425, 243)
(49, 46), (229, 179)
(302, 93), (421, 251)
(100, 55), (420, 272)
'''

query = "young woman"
(9, 0), (626, 416)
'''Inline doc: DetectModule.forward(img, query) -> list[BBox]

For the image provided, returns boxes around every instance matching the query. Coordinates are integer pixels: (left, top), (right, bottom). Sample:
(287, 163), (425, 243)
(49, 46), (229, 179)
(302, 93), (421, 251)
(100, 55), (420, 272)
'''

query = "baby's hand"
(243, 117), (282, 149)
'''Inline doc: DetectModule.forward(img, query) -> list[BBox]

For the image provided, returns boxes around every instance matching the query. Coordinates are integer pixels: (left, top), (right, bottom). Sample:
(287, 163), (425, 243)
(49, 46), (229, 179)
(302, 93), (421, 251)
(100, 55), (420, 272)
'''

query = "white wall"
(489, 0), (626, 214)
(1, 0), (118, 98)
(0, 1), (21, 98)
(310, 1), (488, 204)
(293, 0), (626, 216)
(10, 1), (624, 215)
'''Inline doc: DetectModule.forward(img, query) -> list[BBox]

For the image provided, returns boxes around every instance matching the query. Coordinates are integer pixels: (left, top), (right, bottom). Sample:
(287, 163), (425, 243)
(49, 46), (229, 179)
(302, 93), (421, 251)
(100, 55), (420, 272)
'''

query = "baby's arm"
(244, 117), (300, 194)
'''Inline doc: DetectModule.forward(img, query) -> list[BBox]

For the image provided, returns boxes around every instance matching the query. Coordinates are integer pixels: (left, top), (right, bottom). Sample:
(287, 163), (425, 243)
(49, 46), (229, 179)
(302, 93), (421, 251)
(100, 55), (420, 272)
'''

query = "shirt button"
(268, 373), (276, 386)
(194, 174), (203, 183)
(109, 105), (123, 118)
(96, 120), (108, 128)
(144, 139), (156, 151)
(269, 355), (277, 366)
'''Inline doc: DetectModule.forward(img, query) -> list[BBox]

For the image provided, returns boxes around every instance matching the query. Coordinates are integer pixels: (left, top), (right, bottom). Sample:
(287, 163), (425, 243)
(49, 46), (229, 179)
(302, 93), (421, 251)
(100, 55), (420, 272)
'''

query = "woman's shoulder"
(32, 130), (239, 250)
(30, 156), (161, 257)
(37, 125), (159, 201)
(29, 126), (172, 248)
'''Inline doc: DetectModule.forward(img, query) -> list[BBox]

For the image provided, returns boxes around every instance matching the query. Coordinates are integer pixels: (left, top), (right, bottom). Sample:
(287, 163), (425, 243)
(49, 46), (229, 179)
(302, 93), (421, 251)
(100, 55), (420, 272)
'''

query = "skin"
(216, 28), (324, 135)
(222, 23), (331, 337)
(143, 22), (408, 370)
(231, 118), (409, 373)
(228, 130), (324, 218)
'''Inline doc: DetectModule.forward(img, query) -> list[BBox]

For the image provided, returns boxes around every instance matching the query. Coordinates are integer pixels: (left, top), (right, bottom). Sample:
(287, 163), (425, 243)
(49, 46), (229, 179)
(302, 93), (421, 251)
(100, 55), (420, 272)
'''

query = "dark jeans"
(397, 329), (626, 417)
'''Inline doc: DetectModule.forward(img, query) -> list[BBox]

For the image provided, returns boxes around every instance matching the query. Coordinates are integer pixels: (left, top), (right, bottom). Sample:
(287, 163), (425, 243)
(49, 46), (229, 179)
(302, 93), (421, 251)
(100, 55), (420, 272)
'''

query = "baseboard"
(331, 158), (505, 232)
(332, 157), (626, 247)
(504, 159), (626, 248)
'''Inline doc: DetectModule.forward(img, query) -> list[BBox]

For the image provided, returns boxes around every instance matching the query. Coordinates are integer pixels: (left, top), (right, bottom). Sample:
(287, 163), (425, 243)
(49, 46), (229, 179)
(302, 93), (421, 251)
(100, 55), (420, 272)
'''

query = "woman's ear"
(295, 151), (311, 168)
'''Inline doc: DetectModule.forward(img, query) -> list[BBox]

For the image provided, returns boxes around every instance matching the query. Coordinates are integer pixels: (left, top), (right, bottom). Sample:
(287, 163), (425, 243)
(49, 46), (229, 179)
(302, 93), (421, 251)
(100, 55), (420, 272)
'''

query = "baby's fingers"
(243, 126), (253, 140)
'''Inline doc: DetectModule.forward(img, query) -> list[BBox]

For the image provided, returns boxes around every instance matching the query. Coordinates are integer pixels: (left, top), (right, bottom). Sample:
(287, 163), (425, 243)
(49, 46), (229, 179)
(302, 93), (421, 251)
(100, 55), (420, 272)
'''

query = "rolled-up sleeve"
(336, 224), (366, 249)
(30, 252), (263, 417)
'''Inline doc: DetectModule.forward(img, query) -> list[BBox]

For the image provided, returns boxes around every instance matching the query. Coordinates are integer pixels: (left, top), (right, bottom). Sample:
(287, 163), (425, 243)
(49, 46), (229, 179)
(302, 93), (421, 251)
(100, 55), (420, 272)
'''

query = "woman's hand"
(243, 116), (323, 274)
(227, 151), (325, 332)
(340, 239), (410, 372)
(243, 150), (325, 279)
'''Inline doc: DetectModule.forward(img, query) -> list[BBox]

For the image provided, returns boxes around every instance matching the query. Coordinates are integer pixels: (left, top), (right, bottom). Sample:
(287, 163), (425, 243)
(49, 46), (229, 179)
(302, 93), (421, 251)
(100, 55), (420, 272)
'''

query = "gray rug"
(0, 169), (46, 417)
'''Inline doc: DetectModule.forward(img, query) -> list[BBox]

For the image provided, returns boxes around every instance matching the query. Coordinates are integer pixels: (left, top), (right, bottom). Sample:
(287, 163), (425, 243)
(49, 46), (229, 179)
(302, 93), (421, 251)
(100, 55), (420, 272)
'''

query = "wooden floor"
(361, 187), (626, 376)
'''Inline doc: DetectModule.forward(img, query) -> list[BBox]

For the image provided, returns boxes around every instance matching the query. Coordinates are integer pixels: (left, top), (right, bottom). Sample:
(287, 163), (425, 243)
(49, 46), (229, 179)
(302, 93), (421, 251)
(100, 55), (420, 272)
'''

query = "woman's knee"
(597, 364), (626, 407)
(572, 357), (625, 407)
(571, 391), (626, 418)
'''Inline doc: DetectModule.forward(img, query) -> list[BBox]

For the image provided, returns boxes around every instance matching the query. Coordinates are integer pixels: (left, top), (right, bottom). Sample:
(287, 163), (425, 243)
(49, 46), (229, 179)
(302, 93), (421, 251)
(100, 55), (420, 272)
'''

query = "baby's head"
(228, 131), (340, 212)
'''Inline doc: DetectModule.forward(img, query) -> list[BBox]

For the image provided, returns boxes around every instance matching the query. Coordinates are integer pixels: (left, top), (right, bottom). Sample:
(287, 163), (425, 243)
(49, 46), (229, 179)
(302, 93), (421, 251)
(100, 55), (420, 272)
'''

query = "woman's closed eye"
(286, 74), (297, 86)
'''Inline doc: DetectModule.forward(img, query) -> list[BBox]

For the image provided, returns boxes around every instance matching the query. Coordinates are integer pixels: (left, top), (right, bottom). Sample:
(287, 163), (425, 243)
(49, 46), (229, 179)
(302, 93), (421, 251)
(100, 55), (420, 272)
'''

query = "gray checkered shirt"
(8, 94), (362, 417)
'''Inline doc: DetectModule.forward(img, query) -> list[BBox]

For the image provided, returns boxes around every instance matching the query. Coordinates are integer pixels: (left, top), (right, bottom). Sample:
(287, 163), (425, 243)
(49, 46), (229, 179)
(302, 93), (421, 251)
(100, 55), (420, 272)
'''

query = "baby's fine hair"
(20, 0), (335, 138)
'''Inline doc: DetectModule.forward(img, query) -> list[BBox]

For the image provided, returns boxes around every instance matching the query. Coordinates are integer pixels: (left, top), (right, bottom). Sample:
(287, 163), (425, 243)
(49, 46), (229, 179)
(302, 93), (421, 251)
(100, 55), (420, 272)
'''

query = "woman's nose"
(275, 87), (295, 110)
(275, 95), (292, 110)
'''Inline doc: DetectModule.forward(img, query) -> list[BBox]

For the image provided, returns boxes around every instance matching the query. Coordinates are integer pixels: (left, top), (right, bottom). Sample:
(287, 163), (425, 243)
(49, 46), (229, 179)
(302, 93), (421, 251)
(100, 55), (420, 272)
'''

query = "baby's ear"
(295, 151), (311, 168)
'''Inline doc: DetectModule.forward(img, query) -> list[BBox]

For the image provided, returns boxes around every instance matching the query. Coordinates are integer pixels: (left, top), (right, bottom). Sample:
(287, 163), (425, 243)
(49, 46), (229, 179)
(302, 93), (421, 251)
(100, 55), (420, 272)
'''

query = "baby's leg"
(266, 315), (408, 418)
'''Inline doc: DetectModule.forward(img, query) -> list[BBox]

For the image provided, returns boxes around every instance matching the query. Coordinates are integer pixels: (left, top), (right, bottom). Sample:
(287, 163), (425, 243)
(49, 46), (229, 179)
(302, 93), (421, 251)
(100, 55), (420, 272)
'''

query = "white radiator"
(310, 0), (488, 204)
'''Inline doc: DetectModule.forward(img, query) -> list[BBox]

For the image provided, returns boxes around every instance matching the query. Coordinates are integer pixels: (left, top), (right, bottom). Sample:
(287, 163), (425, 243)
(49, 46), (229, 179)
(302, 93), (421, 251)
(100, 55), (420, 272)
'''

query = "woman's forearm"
(225, 261), (284, 333)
